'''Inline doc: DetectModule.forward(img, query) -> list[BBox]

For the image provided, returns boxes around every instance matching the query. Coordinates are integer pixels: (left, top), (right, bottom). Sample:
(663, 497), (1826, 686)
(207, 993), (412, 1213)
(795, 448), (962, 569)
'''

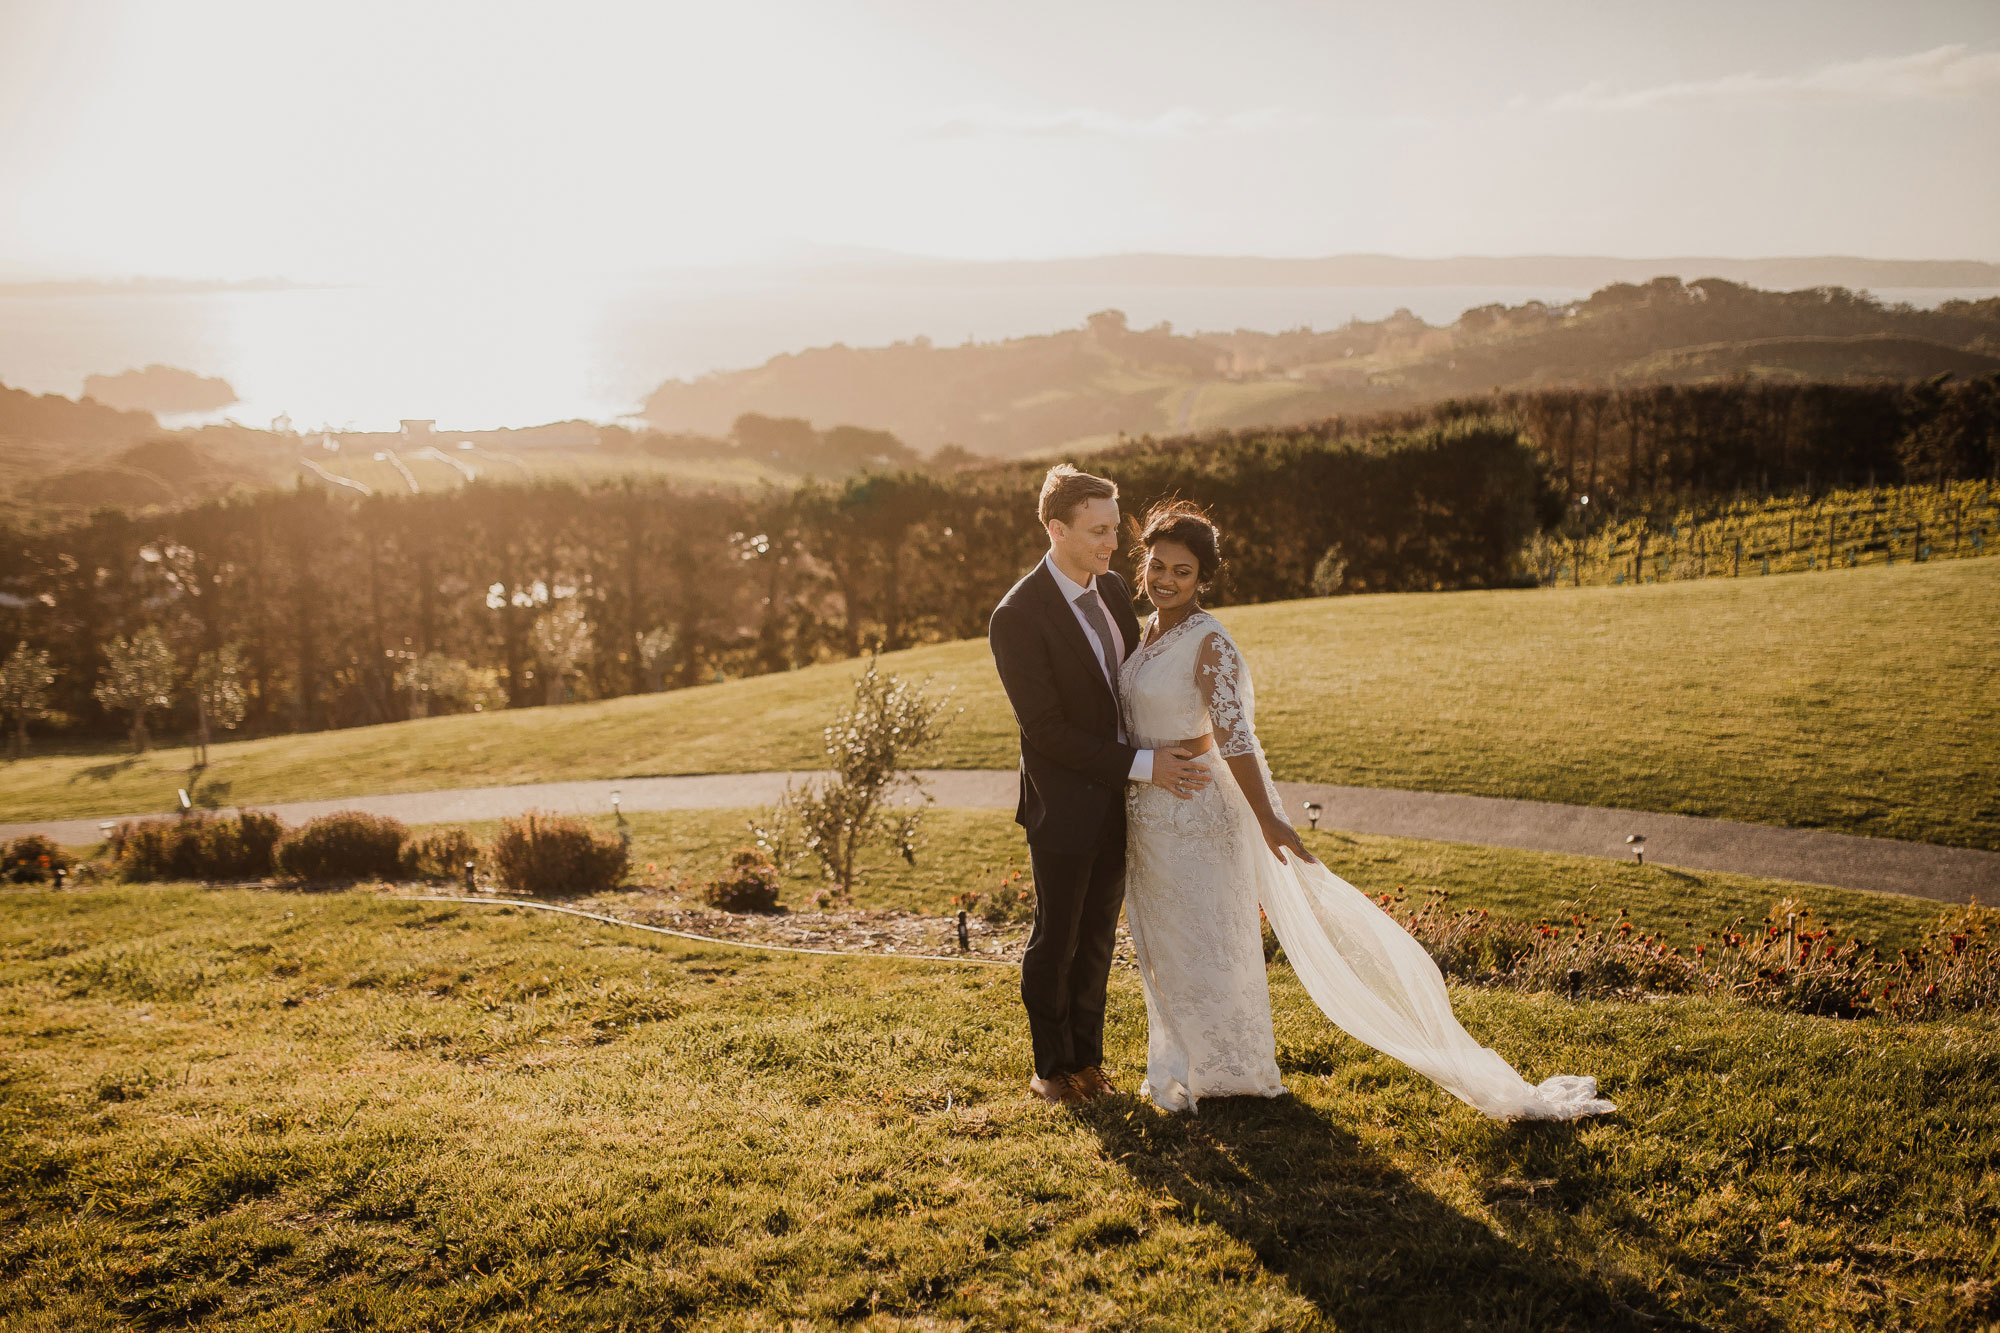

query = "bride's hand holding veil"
(1220, 751), (1320, 866)
(1258, 815), (1320, 867)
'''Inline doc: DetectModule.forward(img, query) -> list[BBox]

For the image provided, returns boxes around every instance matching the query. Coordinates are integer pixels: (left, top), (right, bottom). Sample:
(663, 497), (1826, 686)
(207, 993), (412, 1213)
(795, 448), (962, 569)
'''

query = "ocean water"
(1, 276), (1992, 433)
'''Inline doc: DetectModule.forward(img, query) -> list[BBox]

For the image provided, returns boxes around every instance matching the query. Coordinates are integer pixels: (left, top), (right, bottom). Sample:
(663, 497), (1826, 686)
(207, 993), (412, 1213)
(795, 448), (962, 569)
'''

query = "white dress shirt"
(1043, 552), (1155, 783)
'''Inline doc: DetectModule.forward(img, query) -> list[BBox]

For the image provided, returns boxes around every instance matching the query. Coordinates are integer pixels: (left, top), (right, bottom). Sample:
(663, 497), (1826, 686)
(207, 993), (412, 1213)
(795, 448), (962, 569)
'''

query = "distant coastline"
(2, 265), (1994, 435)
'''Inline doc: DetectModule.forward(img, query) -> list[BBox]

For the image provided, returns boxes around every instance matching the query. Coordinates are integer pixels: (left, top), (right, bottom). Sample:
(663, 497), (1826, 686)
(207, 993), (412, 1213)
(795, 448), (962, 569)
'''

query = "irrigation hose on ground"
(405, 894), (1020, 968)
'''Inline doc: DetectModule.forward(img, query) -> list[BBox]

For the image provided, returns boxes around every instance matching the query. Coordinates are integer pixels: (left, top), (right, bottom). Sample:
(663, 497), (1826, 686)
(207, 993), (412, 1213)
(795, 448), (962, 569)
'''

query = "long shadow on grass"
(1078, 1093), (1689, 1332)
(71, 755), (141, 783)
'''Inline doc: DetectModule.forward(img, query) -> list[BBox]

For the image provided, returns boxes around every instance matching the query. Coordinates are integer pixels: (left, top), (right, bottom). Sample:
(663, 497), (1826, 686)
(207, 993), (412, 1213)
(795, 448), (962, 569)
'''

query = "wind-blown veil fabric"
(1198, 617), (1613, 1121)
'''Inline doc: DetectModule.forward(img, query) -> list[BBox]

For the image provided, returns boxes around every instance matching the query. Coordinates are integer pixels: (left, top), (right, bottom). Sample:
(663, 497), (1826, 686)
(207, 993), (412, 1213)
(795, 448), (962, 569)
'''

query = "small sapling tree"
(753, 655), (955, 899)
(192, 644), (248, 767)
(93, 627), (176, 753)
(0, 642), (57, 759)
(530, 599), (593, 706)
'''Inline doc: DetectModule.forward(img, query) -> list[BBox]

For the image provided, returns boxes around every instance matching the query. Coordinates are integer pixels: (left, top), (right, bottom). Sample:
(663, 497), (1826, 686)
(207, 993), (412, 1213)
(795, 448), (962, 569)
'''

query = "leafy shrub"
(979, 865), (1035, 926)
(3, 834), (73, 884)
(490, 811), (627, 898)
(700, 848), (784, 913)
(402, 827), (483, 882)
(275, 811), (408, 883)
(752, 655), (954, 890)
(1391, 888), (2000, 1021)
(110, 812), (284, 882)
(1310, 544), (1349, 596)
(1889, 904), (2000, 1018)
(236, 811), (285, 875)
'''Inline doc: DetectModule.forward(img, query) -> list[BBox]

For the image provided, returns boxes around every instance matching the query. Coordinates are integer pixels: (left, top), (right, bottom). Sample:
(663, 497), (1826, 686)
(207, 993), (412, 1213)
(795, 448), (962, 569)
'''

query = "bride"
(1118, 501), (1615, 1121)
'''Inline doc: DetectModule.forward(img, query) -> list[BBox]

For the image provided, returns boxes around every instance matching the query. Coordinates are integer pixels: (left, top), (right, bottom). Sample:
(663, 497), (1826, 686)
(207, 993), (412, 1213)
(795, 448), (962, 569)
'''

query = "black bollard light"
(1301, 800), (1323, 831)
(1626, 833), (1646, 865)
(956, 910), (970, 952)
(53, 865), (66, 890)
(463, 860), (477, 893)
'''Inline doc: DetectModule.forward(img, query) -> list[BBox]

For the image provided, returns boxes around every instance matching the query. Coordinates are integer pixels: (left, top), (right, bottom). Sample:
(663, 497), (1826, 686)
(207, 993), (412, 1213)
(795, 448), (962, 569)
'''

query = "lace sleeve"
(1195, 629), (1256, 758)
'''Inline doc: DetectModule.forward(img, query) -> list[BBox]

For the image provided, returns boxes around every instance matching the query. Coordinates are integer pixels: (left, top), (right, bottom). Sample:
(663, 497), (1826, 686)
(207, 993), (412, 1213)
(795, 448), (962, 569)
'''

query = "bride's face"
(1141, 540), (1201, 612)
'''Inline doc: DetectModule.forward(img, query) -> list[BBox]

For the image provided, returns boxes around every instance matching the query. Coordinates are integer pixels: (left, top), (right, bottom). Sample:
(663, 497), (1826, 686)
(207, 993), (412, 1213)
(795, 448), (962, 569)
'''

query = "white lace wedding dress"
(1119, 609), (1616, 1120)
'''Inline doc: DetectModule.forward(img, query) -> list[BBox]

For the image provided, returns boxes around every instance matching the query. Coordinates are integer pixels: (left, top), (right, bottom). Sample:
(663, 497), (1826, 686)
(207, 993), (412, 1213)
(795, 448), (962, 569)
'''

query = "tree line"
(1217, 373), (1999, 507)
(3, 371), (1992, 751)
(0, 421), (1548, 747)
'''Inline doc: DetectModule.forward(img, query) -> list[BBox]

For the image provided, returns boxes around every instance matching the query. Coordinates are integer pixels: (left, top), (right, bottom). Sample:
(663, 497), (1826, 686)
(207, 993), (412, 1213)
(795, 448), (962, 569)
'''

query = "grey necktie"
(1074, 587), (1125, 735)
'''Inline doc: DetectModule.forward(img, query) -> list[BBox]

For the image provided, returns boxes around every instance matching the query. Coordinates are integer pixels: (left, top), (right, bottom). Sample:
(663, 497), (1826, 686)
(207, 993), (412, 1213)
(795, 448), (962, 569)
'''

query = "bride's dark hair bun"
(1134, 499), (1222, 583)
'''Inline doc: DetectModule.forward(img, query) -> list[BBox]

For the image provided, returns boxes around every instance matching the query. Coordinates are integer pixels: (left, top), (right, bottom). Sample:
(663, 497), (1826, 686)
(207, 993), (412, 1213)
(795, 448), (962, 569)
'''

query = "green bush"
(110, 812), (284, 882)
(980, 865), (1036, 926)
(490, 812), (627, 898)
(236, 811), (285, 875)
(402, 827), (483, 882)
(275, 811), (407, 883)
(3, 834), (73, 884)
(701, 848), (784, 913)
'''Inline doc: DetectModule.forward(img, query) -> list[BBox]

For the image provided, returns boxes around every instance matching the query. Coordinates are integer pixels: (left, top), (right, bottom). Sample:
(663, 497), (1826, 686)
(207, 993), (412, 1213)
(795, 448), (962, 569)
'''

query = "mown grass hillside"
(8, 558), (1993, 851)
(3, 883), (1996, 1330)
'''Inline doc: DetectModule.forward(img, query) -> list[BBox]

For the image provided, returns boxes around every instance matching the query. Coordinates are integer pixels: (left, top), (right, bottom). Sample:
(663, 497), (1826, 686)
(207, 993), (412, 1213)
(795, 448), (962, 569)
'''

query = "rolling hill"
(640, 278), (2000, 456)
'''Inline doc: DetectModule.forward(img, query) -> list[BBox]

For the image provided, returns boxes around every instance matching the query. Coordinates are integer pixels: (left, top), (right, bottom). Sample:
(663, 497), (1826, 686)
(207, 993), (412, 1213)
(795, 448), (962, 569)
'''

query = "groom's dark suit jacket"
(988, 561), (1144, 855)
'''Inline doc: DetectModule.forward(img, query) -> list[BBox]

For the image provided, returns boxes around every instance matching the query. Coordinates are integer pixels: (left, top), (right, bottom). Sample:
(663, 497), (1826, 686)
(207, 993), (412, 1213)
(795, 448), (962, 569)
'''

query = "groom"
(988, 464), (1213, 1105)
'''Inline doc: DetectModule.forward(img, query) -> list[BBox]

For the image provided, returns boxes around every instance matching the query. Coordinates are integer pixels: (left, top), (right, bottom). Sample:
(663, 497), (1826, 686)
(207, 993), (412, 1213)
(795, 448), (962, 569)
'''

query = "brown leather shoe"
(1028, 1073), (1085, 1106)
(1070, 1065), (1117, 1099)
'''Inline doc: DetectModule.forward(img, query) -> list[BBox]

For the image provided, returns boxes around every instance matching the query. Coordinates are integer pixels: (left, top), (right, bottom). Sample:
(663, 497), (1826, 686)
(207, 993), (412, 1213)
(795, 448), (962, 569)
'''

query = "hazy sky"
(2, 0), (1996, 281)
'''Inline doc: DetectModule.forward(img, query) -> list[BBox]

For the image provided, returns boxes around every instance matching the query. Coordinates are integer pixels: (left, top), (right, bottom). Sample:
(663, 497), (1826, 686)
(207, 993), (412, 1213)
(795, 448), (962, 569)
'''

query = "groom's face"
(1050, 497), (1121, 577)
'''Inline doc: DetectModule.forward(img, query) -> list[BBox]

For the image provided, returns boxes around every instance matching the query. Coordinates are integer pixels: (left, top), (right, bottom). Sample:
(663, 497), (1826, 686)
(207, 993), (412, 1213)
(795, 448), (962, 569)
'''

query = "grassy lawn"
(4, 881), (1997, 1331)
(5, 558), (1994, 851)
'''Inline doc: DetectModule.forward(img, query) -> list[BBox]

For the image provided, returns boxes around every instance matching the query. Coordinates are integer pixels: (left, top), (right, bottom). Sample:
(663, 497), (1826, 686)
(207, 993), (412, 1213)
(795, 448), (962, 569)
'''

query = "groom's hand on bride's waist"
(1148, 747), (1212, 800)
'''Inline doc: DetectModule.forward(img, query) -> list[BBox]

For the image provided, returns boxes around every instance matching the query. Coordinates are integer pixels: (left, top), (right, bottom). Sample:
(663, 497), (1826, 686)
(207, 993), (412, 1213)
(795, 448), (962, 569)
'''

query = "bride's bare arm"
(1197, 631), (1319, 865)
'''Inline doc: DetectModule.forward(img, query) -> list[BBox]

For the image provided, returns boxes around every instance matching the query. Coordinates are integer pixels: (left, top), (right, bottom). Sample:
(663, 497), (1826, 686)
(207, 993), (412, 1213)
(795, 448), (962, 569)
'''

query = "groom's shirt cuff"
(1128, 749), (1153, 783)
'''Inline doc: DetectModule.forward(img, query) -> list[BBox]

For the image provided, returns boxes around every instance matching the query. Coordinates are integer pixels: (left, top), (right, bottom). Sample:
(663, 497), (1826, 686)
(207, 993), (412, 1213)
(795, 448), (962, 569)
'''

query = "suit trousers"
(1020, 803), (1128, 1080)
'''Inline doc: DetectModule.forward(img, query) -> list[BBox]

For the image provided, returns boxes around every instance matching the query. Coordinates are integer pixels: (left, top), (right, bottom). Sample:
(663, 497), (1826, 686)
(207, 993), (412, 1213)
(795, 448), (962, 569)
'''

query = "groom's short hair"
(1039, 463), (1118, 527)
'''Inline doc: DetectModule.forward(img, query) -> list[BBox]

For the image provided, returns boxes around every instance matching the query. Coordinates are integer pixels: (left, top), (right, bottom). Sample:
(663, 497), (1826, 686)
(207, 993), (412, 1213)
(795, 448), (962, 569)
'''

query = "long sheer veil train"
(1221, 622), (1616, 1121)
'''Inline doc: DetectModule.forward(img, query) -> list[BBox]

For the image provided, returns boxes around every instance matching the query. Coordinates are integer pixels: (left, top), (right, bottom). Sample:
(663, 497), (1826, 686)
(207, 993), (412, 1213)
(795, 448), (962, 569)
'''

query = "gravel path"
(9, 770), (1994, 906)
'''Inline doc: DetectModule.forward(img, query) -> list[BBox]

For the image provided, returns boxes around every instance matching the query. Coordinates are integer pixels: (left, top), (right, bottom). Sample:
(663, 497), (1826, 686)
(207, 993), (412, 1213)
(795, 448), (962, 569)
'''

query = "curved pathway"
(8, 770), (1994, 906)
